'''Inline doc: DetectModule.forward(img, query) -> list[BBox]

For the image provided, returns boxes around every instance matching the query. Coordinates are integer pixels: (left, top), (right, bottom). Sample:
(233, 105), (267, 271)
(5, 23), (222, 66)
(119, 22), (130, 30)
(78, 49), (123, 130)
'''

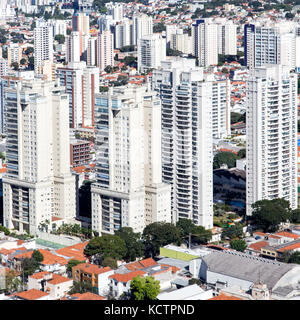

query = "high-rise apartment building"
(66, 31), (81, 63)
(170, 29), (192, 55)
(7, 43), (22, 68)
(246, 65), (298, 215)
(97, 30), (114, 71)
(2, 79), (76, 234)
(132, 14), (153, 46)
(34, 21), (53, 75)
(137, 34), (166, 73)
(151, 57), (213, 228)
(114, 19), (132, 49)
(72, 12), (90, 35)
(87, 36), (98, 67)
(192, 19), (218, 67)
(91, 85), (171, 235)
(217, 20), (237, 56)
(57, 61), (99, 128)
(106, 2), (124, 21)
(244, 22), (297, 69)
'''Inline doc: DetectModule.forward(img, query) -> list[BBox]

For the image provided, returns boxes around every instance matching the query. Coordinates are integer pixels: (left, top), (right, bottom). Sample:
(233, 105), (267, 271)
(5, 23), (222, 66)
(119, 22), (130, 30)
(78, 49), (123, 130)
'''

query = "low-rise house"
(72, 263), (113, 296)
(46, 274), (73, 300)
(109, 270), (146, 298)
(12, 249), (68, 274)
(65, 292), (106, 300)
(13, 289), (50, 300)
(28, 271), (73, 300)
(247, 241), (269, 256)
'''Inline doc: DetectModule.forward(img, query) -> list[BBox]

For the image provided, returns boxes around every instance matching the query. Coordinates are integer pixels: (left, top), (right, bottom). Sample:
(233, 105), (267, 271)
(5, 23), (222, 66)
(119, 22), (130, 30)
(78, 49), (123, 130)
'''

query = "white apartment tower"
(138, 34), (166, 73)
(132, 14), (153, 46)
(217, 20), (237, 56)
(151, 58), (214, 228)
(34, 21), (53, 75)
(2, 79), (76, 234)
(66, 31), (81, 63)
(57, 61), (99, 128)
(192, 19), (218, 67)
(97, 30), (114, 71)
(246, 65), (298, 215)
(106, 2), (124, 21)
(244, 22), (297, 69)
(91, 85), (171, 235)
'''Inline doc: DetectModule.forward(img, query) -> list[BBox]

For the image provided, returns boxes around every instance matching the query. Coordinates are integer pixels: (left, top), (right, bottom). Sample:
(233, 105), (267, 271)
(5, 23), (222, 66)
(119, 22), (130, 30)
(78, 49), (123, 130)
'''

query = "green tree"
(115, 227), (144, 262)
(237, 149), (246, 159)
(84, 235), (127, 261)
(291, 209), (300, 223)
(213, 151), (238, 169)
(176, 218), (196, 238)
(153, 22), (166, 33)
(230, 239), (247, 252)
(102, 256), (118, 269)
(54, 34), (65, 44)
(31, 250), (44, 263)
(251, 199), (291, 232)
(68, 281), (93, 295)
(0, 225), (10, 235)
(130, 275), (160, 300)
(279, 251), (300, 264)
(143, 222), (181, 257)
(231, 112), (245, 124)
(11, 62), (19, 71)
(193, 226), (212, 244)
(222, 224), (244, 240)
(104, 65), (113, 73)
(21, 257), (40, 278)
(5, 270), (23, 293)
(67, 259), (84, 273)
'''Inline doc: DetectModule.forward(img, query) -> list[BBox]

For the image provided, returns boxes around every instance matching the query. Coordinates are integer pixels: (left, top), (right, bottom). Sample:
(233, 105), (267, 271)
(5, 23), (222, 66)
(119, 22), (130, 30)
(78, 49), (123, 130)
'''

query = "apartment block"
(246, 65), (297, 215)
(2, 79), (76, 234)
(91, 85), (171, 235)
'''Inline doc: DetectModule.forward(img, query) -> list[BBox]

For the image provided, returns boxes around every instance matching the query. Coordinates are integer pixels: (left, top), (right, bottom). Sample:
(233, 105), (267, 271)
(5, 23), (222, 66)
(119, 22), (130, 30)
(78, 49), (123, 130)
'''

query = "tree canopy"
(115, 227), (144, 262)
(130, 275), (160, 300)
(230, 239), (247, 252)
(213, 151), (239, 169)
(142, 222), (181, 257)
(250, 199), (291, 232)
(83, 234), (127, 261)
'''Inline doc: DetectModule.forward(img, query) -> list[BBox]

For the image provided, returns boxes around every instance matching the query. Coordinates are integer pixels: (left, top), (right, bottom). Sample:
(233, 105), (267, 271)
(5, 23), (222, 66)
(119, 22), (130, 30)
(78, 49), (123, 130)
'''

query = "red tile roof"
(71, 292), (105, 300)
(125, 258), (157, 271)
(248, 241), (269, 252)
(275, 232), (300, 240)
(29, 271), (51, 280)
(47, 274), (72, 285)
(109, 270), (146, 283)
(15, 289), (49, 300)
(209, 293), (243, 300)
(73, 263), (112, 275)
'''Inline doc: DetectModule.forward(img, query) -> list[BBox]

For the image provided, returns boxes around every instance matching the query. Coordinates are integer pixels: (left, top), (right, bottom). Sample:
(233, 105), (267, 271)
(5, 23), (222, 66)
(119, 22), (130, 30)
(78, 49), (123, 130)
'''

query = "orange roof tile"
(73, 263), (112, 275)
(277, 242), (300, 253)
(47, 274), (72, 285)
(14, 249), (68, 266)
(71, 292), (105, 300)
(29, 271), (51, 280)
(15, 289), (49, 300)
(109, 270), (146, 283)
(248, 241), (269, 251)
(209, 293), (243, 300)
(275, 232), (300, 240)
